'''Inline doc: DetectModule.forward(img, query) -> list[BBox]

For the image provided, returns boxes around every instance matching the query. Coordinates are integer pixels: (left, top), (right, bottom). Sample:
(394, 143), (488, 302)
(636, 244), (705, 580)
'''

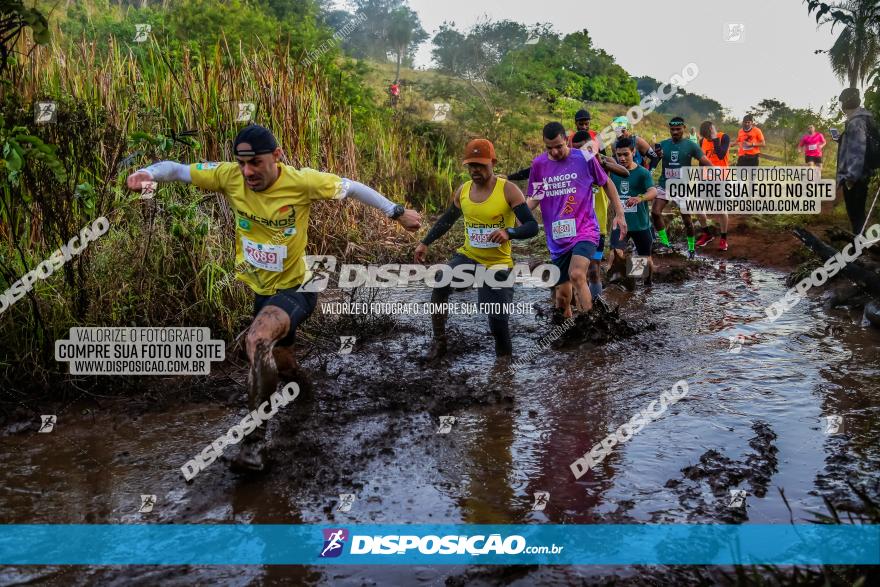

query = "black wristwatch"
(389, 204), (405, 220)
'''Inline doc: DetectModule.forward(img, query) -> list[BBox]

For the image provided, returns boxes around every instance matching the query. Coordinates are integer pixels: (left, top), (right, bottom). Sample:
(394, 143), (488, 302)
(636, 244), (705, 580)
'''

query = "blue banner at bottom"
(1, 524), (878, 565)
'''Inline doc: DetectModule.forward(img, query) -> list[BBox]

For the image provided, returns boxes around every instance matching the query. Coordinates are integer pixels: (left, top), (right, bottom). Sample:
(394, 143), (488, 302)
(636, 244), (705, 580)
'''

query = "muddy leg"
(569, 255), (592, 313)
(274, 345), (312, 402)
(231, 306), (290, 473)
(479, 274), (513, 358)
(556, 282), (574, 319)
(424, 285), (450, 361)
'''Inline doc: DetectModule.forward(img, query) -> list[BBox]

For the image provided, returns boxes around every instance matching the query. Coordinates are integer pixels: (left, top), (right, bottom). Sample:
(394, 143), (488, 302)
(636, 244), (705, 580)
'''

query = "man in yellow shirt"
(126, 124), (420, 472)
(414, 139), (538, 361)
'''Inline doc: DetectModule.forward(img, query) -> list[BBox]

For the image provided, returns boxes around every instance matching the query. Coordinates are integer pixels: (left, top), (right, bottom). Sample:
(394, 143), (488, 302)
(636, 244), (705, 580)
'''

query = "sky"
(395, 0), (844, 119)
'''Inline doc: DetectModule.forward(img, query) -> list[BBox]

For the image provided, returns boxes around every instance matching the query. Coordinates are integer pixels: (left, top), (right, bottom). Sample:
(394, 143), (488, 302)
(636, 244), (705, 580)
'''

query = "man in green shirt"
(652, 117), (714, 259)
(610, 137), (657, 284)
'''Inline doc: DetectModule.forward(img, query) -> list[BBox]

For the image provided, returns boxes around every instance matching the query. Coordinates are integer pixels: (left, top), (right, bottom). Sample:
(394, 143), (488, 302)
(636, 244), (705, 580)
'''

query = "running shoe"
(718, 237), (728, 252)
(687, 250), (696, 260)
(695, 232), (714, 247)
(654, 242), (677, 255)
(230, 431), (268, 474)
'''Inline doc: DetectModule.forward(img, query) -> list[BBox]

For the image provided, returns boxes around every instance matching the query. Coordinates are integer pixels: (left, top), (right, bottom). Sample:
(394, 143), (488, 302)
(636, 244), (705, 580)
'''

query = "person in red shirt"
(736, 115), (765, 166)
(389, 80), (400, 107)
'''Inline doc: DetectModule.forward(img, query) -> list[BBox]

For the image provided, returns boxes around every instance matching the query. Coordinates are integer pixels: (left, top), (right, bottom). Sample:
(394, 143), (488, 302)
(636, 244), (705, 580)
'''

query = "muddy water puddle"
(2, 259), (879, 585)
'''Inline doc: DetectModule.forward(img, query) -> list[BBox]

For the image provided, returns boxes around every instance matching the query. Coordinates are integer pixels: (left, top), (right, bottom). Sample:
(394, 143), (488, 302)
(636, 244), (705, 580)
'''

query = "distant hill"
(636, 76), (727, 125)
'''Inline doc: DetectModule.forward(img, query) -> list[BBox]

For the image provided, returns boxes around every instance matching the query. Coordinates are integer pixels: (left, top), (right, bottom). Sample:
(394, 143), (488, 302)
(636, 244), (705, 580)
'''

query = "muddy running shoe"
(230, 434), (268, 474)
(695, 232), (714, 247)
(421, 338), (447, 362)
(718, 237), (729, 252)
(654, 242), (676, 255)
(550, 307), (568, 325)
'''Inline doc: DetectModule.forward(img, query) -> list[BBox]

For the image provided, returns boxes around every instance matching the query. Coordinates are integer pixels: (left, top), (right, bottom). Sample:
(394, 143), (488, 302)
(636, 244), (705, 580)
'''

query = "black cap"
(575, 109), (591, 121)
(839, 87), (861, 110)
(234, 124), (278, 156)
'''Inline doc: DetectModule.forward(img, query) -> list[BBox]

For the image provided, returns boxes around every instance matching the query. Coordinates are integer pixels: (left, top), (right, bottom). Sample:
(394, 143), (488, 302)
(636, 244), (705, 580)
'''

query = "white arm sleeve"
(341, 178), (397, 216)
(139, 161), (192, 184)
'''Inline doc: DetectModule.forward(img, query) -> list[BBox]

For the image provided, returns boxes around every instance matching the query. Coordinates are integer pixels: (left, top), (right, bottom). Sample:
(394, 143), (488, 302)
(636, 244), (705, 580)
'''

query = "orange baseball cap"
(462, 139), (497, 165)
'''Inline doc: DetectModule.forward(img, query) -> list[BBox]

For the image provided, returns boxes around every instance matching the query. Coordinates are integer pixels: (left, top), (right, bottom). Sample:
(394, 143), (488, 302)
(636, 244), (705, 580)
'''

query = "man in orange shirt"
(695, 121), (730, 251)
(736, 114), (765, 166)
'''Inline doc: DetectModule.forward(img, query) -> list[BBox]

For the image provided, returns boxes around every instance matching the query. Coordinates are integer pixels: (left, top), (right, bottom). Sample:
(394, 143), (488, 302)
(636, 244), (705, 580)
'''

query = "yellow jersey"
(593, 185), (609, 236)
(456, 177), (515, 268)
(190, 161), (344, 295)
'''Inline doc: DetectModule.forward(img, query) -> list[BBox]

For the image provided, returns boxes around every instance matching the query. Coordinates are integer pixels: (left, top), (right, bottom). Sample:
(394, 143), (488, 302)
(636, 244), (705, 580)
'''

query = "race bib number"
(664, 168), (681, 179)
(467, 226), (501, 249)
(242, 237), (287, 272)
(551, 218), (577, 240)
(808, 144), (818, 151)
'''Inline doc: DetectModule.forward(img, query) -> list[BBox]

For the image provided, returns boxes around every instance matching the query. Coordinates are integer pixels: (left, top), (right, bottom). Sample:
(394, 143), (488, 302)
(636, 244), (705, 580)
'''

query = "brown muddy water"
(1, 258), (879, 586)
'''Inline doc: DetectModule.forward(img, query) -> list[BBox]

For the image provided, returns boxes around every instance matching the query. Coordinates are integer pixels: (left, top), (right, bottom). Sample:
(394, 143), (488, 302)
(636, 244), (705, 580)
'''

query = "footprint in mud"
(657, 421), (779, 523)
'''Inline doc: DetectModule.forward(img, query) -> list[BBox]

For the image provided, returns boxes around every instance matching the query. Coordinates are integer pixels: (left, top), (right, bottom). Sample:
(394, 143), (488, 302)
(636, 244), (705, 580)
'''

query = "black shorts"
(611, 227), (653, 256)
(737, 154), (760, 167)
(805, 155), (822, 164)
(252, 288), (318, 347)
(552, 240), (597, 285)
(592, 234), (606, 261)
(433, 254), (514, 318)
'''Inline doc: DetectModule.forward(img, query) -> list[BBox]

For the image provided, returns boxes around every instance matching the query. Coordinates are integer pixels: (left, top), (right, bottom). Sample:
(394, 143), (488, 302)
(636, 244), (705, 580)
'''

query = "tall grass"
(0, 30), (456, 390)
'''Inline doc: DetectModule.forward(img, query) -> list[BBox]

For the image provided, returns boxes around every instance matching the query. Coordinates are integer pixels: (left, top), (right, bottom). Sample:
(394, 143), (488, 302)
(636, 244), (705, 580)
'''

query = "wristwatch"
(389, 204), (405, 220)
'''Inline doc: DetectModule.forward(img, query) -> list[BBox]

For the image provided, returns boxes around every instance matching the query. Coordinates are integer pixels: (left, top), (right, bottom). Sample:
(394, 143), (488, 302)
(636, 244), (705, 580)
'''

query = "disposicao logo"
(320, 528), (348, 558)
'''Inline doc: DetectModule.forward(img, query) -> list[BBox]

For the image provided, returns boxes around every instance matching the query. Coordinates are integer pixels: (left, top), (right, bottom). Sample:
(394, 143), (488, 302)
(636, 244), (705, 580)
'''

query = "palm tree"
(385, 7), (427, 81)
(807, 0), (880, 88)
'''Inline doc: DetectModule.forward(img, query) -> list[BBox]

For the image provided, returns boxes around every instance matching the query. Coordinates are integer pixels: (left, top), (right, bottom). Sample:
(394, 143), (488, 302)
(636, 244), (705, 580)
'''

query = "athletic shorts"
(737, 154), (760, 166)
(611, 227), (653, 256)
(805, 155), (822, 165)
(551, 240), (598, 285)
(253, 288), (318, 347)
(592, 234), (606, 261)
(654, 187), (677, 205)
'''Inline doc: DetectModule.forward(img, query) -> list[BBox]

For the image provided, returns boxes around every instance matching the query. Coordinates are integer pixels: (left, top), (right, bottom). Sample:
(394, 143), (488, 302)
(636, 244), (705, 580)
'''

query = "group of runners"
(122, 108), (781, 473)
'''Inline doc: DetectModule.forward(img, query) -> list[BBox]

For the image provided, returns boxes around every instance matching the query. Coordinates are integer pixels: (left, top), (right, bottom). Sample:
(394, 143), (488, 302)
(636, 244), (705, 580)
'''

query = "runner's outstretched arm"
(128, 161), (191, 187)
(127, 163), (420, 231)
(340, 179), (421, 231)
(415, 187), (463, 263)
(599, 154), (629, 177)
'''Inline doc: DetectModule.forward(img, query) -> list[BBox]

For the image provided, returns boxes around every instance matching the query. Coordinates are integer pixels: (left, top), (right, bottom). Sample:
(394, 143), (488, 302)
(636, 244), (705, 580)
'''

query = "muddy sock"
(687, 236), (696, 251)
(589, 281), (602, 299)
(658, 228), (670, 246)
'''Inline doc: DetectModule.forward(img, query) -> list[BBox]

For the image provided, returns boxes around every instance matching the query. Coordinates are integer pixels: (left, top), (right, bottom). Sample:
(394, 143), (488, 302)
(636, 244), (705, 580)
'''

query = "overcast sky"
(395, 0), (844, 119)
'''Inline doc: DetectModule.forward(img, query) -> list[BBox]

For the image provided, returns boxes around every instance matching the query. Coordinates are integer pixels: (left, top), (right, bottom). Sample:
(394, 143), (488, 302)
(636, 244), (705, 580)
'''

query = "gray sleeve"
(839, 119), (867, 183)
(340, 178), (397, 216)
(139, 161), (192, 183)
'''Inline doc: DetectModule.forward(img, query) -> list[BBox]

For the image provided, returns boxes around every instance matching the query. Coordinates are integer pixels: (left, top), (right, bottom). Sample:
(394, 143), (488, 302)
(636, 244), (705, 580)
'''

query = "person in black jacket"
(836, 87), (880, 234)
